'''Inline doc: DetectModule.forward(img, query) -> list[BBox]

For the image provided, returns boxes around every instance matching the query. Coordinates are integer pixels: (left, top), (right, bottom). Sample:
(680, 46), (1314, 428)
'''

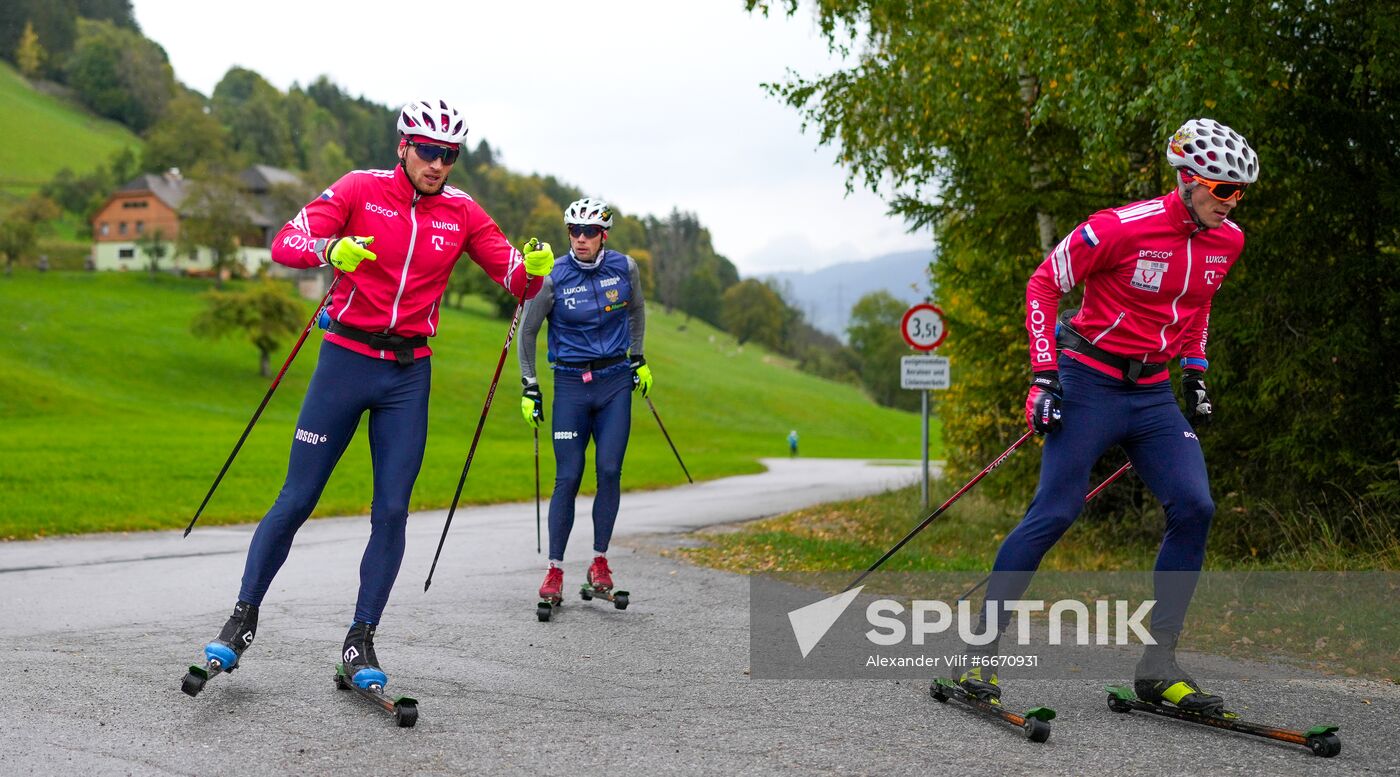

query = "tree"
(751, 0), (1400, 528)
(0, 195), (60, 275)
(846, 291), (920, 411)
(179, 174), (255, 289)
(191, 277), (305, 376)
(212, 68), (295, 167)
(135, 228), (168, 276)
(64, 18), (175, 131)
(721, 279), (787, 349)
(15, 22), (44, 78)
(142, 94), (234, 173)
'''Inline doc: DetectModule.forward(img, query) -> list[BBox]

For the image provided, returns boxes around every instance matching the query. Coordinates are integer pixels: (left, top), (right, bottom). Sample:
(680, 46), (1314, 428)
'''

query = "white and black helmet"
(564, 197), (614, 228)
(397, 99), (469, 146)
(1166, 118), (1259, 183)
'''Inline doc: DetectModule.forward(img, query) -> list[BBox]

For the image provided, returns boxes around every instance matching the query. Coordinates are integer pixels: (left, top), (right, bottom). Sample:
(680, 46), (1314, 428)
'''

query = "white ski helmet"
(397, 99), (469, 146)
(1166, 118), (1259, 183)
(564, 197), (614, 229)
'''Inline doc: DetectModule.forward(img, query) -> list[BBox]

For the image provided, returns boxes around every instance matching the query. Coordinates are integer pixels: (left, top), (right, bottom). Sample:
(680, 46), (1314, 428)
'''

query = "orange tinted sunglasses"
(1191, 175), (1248, 203)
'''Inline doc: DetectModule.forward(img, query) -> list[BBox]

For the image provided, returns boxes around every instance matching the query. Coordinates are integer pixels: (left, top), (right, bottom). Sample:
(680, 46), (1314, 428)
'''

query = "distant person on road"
(957, 118), (1258, 714)
(194, 99), (553, 692)
(788, 429), (799, 458)
(518, 197), (648, 606)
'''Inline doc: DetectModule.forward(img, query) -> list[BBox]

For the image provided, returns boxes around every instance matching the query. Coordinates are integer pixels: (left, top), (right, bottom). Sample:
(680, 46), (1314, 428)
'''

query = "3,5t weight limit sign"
(901, 304), (947, 351)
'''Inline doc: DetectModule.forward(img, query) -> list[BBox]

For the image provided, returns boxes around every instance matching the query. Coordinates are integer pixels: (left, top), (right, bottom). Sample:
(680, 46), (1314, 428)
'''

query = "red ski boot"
(587, 555), (614, 592)
(536, 566), (563, 622)
(580, 556), (630, 611)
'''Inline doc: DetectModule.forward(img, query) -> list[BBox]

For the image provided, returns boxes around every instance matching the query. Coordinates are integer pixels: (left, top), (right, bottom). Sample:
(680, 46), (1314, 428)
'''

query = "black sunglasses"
(568, 224), (604, 238)
(409, 142), (461, 165)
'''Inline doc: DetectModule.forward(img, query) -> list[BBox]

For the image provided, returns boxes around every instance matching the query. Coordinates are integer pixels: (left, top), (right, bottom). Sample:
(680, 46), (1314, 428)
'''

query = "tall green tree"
(752, 0), (1400, 532)
(64, 18), (174, 131)
(847, 291), (920, 411)
(212, 68), (295, 167)
(179, 174), (255, 289)
(191, 278), (305, 376)
(721, 279), (787, 348)
(142, 94), (235, 174)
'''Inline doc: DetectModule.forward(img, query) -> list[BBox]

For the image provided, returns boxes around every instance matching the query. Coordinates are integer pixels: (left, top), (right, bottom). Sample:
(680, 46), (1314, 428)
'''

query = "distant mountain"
(761, 249), (933, 340)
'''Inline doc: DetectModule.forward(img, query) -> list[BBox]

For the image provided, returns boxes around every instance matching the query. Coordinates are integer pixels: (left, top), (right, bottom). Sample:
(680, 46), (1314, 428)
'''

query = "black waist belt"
(556, 355), (627, 370)
(328, 321), (427, 366)
(1057, 313), (1167, 384)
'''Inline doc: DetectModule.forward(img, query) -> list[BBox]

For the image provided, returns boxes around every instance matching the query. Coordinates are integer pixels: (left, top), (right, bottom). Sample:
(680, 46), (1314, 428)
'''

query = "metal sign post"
(900, 304), (950, 507)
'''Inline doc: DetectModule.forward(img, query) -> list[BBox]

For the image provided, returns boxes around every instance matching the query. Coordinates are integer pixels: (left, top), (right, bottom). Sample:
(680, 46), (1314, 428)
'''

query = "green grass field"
(0, 61), (141, 198)
(0, 272), (934, 538)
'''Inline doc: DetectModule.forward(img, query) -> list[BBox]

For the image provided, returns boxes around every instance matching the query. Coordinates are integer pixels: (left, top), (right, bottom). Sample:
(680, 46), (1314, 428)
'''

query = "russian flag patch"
(320, 188), (334, 200)
(1080, 224), (1100, 247)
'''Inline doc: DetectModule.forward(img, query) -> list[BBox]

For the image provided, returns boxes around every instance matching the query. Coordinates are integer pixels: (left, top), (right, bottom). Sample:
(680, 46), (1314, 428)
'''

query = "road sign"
(900, 304), (947, 351)
(901, 355), (950, 390)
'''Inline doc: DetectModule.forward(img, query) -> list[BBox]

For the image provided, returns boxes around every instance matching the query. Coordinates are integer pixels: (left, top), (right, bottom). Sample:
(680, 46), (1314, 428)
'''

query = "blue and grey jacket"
(518, 249), (645, 381)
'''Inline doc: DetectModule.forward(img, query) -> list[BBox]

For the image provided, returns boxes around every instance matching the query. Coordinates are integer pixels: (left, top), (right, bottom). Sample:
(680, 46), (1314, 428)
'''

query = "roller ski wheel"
(537, 598), (560, 622)
(928, 678), (1054, 743)
(579, 583), (630, 610)
(1104, 686), (1340, 757)
(334, 663), (418, 728)
(181, 602), (258, 698)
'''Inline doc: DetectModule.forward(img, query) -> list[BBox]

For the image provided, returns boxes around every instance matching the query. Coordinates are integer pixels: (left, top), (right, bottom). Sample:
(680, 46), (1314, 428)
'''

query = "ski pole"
(842, 429), (1036, 593)
(534, 425), (542, 554)
(955, 459), (1135, 602)
(645, 396), (693, 484)
(424, 266), (533, 591)
(184, 272), (341, 537)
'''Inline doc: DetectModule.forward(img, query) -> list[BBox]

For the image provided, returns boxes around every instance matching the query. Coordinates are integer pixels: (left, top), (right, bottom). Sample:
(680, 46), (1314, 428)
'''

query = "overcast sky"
(130, 0), (934, 276)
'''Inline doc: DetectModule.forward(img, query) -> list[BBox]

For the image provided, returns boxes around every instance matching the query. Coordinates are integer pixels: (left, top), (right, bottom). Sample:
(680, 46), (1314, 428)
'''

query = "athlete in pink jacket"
(960, 118), (1260, 715)
(193, 99), (554, 694)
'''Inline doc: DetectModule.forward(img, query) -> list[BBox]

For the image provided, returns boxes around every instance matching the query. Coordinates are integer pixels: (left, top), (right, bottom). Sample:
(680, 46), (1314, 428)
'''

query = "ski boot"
(580, 555), (630, 610)
(587, 555), (613, 592)
(1134, 633), (1225, 716)
(537, 565), (564, 622)
(340, 622), (387, 690)
(182, 601), (258, 696)
(954, 663), (1002, 703)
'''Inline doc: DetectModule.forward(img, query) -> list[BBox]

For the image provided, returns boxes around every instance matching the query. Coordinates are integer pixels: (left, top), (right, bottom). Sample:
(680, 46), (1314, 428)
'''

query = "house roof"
(240, 164), (303, 193)
(116, 172), (190, 211)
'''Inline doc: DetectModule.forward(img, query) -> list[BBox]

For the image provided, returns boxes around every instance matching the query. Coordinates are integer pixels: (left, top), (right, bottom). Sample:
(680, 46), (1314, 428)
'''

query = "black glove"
(1025, 371), (1062, 434)
(1180, 369), (1212, 427)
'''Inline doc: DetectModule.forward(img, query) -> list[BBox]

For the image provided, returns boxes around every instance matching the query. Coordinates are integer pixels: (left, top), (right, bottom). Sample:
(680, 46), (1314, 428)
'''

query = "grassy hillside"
(0, 61), (141, 199)
(0, 272), (938, 538)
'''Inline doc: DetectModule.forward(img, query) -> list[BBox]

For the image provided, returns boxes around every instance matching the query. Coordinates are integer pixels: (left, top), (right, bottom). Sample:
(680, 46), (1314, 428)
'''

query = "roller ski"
(1105, 634), (1340, 757)
(578, 555), (629, 611)
(536, 565), (564, 622)
(332, 622), (417, 727)
(930, 665), (1054, 743)
(182, 601), (257, 697)
(1106, 686), (1338, 757)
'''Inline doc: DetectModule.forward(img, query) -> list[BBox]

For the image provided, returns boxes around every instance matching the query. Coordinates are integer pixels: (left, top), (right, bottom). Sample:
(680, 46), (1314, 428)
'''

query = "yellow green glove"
(522, 238), (554, 276)
(323, 236), (376, 272)
(521, 380), (543, 428)
(630, 356), (653, 398)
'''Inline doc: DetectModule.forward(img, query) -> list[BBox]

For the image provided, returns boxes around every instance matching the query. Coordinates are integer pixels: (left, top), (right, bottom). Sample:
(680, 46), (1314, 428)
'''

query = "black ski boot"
(203, 601), (258, 671)
(341, 622), (387, 690)
(1134, 632), (1225, 715)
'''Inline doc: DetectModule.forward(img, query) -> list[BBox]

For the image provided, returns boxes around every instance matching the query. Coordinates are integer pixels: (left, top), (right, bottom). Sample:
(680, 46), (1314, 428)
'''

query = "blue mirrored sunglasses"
(568, 224), (603, 238)
(409, 142), (460, 165)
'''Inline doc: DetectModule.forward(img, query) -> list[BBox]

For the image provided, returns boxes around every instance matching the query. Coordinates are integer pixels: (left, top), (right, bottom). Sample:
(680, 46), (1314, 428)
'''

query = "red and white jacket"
(272, 166), (541, 361)
(1026, 191), (1245, 384)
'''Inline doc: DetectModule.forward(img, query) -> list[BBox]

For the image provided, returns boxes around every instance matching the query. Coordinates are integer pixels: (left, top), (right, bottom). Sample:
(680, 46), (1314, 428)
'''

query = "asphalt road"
(1, 458), (1395, 776)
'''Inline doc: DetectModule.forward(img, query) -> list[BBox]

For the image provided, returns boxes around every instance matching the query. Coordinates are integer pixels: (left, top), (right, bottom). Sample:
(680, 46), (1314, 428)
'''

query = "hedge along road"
(1, 457), (1395, 776)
